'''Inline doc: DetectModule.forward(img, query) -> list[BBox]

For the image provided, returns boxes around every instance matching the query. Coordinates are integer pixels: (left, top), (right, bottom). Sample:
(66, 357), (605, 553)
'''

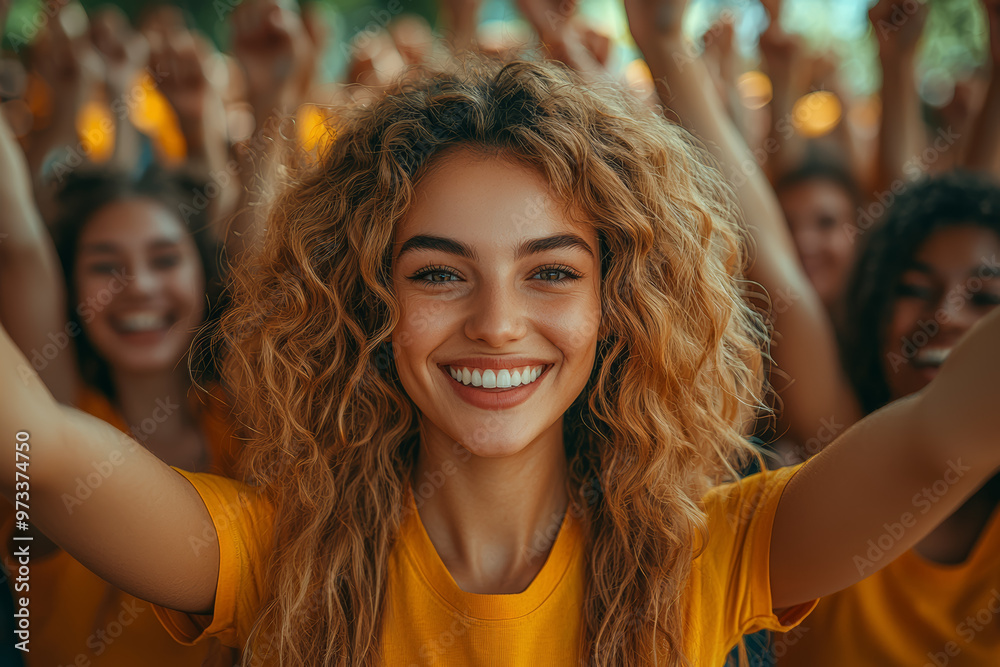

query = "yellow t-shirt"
(153, 463), (816, 664)
(1, 384), (242, 667)
(774, 504), (1000, 666)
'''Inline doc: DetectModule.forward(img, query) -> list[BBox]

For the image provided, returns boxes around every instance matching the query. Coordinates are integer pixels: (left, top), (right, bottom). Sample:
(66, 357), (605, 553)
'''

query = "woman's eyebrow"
(79, 242), (120, 255)
(904, 260), (934, 274)
(397, 233), (594, 261)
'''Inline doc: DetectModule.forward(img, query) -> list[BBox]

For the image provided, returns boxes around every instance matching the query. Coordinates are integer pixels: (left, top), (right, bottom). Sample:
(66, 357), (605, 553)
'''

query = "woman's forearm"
(771, 305), (1000, 608)
(637, 35), (863, 444)
(963, 72), (1000, 175)
(875, 52), (924, 191)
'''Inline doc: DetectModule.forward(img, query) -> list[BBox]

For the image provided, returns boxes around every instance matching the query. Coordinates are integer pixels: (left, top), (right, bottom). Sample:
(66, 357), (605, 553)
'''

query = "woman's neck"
(413, 418), (570, 595)
(109, 364), (206, 468)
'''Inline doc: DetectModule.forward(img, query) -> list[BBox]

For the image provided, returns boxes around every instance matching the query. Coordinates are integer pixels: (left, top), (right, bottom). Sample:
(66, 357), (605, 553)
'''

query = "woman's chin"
(439, 422), (541, 459)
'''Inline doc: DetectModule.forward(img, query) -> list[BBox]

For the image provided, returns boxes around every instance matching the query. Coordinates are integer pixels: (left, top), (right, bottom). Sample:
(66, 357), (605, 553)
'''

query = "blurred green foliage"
(1, 0), (992, 96)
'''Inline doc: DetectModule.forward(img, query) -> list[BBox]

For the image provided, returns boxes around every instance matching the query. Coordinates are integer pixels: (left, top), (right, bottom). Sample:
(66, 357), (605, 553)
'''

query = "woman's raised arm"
(963, 0), (1000, 176)
(0, 321), (221, 614)
(623, 0), (864, 446)
(770, 303), (1000, 607)
(0, 113), (80, 406)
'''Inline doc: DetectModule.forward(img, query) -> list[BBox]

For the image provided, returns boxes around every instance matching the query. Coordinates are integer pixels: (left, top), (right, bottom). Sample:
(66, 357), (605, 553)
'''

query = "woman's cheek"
(535, 297), (601, 358)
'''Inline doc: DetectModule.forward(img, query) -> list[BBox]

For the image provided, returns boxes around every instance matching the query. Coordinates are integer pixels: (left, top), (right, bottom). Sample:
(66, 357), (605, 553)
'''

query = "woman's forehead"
(394, 150), (595, 252)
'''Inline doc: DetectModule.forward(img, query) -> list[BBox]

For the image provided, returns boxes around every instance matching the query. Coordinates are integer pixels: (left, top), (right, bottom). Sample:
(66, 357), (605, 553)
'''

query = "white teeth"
(448, 365), (546, 389)
(915, 348), (952, 367)
(117, 312), (168, 332)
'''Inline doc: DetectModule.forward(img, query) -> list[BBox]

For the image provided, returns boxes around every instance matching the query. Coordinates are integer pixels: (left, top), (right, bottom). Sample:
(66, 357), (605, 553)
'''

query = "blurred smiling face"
(883, 224), (1000, 399)
(391, 149), (602, 458)
(74, 197), (206, 375)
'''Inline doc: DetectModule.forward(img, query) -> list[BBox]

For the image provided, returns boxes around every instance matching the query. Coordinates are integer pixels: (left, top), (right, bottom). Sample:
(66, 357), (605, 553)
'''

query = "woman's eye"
(408, 267), (460, 285)
(86, 263), (120, 275)
(151, 255), (181, 270)
(971, 292), (1000, 307)
(533, 266), (581, 282)
(895, 283), (934, 300)
(535, 268), (568, 281)
(425, 271), (456, 283)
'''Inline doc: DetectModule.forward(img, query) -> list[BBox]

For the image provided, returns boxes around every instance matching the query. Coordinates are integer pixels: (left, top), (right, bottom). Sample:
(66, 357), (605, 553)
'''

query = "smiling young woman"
(2, 54), (1000, 667)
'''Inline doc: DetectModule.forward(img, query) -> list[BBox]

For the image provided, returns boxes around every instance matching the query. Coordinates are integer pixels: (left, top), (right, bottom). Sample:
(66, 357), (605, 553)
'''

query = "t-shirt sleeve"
(151, 468), (274, 650)
(700, 462), (818, 641)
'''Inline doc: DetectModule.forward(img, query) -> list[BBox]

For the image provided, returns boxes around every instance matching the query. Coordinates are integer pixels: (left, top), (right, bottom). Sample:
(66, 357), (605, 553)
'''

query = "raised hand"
(869, 0), (929, 57)
(231, 0), (314, 125)
(438, 0), (482, 53)
(29, 3), (103, 132)
(514, 0), (610, 81)
(963, 0), (1000, 174)
(622, 0), (688, 52)
(985, 0), (1000, 66)
(149, 28), (217, 129)
(89, 6), (148, 98)
(344, 29), (407, 89)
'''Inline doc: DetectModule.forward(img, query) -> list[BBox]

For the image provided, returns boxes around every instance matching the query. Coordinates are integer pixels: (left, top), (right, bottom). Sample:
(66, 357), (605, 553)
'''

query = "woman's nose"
(463, 282), (527, 347)
(120, 263), (157, 298)
(934, 283), (981, 334)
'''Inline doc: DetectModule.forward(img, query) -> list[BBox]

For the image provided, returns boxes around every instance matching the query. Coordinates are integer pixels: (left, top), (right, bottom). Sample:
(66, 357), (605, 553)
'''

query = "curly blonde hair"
(216, 54), (768, 666)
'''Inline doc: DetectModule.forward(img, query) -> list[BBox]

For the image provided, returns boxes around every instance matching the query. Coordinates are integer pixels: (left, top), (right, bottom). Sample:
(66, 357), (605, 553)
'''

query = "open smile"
(439, 363), (552, 410)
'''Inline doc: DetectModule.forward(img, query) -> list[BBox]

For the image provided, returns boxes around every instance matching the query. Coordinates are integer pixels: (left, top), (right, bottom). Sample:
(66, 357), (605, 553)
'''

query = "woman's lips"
(441, 364), (550, 410)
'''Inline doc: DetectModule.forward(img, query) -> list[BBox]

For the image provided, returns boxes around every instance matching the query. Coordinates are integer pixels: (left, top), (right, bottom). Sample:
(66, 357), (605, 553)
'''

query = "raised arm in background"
(223, 0), (314, 262)
(89, 6), (146, 175)
(22, 4), (103, 223)
(758, 6), (813, 181)
(149, 23), (240, 228)
(870, 0), (928, 193)
(0, 112), (81, 406)
(438, 0), (482, 54)
(623, 0), (863, 447)
(964, 0), (1000, 176)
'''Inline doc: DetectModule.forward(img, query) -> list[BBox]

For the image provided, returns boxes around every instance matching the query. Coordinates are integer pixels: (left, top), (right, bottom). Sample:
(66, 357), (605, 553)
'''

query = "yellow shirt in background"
(774, 505), (1000, 667)
(153, 463), (816, 665)
(1, 384), (242, 667)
